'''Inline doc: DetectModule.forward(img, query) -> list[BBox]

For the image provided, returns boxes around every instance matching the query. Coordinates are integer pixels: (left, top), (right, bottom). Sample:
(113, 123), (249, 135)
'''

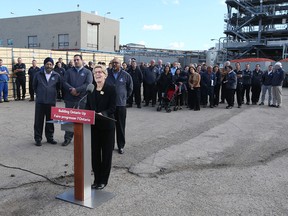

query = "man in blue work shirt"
(62, 54), (93, 146)
(106, 57), (133, 154)
(0, 59), (10, 103)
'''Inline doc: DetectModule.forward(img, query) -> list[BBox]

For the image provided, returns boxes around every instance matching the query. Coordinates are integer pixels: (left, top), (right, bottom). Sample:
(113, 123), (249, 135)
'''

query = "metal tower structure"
(224, 0), (288, 60)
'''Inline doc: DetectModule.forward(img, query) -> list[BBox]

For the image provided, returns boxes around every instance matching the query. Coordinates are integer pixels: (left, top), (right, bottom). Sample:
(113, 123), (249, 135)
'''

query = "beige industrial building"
(0, 11), (120, 52)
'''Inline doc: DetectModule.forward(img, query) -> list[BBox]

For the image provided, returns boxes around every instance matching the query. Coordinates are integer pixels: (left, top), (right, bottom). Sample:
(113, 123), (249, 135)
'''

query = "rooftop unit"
(224, 0), (288, 60)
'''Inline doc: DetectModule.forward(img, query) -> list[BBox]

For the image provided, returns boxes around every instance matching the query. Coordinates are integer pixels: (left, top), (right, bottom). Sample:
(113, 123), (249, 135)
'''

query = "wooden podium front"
(50, 107), (115, 208)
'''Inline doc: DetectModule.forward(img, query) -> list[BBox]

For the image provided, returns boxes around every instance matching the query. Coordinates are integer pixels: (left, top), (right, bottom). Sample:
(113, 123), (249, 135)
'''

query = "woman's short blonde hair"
(93, 64), (108, 76)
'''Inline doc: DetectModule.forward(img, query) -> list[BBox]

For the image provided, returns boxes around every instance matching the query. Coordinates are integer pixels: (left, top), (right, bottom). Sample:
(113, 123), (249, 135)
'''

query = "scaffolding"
(224, 0), (288, 60)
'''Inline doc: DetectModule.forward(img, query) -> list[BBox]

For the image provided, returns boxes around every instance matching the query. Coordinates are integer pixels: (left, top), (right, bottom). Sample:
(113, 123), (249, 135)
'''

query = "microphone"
(75, 84), (94, 109)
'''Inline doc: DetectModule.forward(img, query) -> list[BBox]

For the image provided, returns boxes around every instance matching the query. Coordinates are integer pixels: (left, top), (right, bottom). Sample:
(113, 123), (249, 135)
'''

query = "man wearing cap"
(62, 54), (93, 146)
(33, 57), (61, 146)
(271, 62), (285, 108)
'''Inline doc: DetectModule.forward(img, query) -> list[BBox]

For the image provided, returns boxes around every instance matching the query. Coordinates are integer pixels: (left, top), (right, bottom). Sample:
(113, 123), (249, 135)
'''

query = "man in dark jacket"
(251, 64), (263, 105)
(62, 54), (93, 146)
(200, 66), (216, 108)
(13, 57), (26, 100)
(143, 59), (158, 107)
(242, 63), (252, 105)
(28, 60), (40, 101)
(224, 65), (237, 109)
(106, 57), (133, 154)
(234, 62), (243, 108)
(127, 60), (143, 108)
(33, 57), (61, 146)
(271, 62), (285, 108)
(259, 65), (273, 106)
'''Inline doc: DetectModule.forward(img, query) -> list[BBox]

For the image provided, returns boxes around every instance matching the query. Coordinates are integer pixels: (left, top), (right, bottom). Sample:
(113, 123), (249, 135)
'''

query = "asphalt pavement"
(1, 89), (288, 216)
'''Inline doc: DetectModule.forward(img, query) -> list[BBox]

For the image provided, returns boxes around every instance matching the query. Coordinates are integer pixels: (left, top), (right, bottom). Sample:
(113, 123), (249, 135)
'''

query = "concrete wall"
(0, 11), (119, 52)
(80, 12), (119, 52)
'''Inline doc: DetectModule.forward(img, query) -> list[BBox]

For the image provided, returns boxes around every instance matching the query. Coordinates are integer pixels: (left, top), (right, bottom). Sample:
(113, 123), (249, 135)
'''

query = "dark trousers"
(127, 86), (141, 106)
(34, 103), (54, 142)
(251, 84), (261, 103)
(190, 88), (201, 110)
(226, 89), (235, 107)
(201, 86), (214, 106)
(29, 80), (34, 100)
(242, 84), (251, 103)
(16, 76), (26, 99)
(115, 106), (127, 149)
(214, 84), (221, 106)
(144, 83), (157, 105)
(221, 84), (227, 102)
(91, 126), (115, 185)
(236, 83), (243, 106)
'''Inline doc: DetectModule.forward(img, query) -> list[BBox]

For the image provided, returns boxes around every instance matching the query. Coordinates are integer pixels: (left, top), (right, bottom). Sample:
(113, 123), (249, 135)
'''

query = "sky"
(0, 0), (227, 51)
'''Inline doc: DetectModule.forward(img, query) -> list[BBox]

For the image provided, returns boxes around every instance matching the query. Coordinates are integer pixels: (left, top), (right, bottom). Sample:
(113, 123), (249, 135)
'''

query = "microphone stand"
(75, 93), (89, 109)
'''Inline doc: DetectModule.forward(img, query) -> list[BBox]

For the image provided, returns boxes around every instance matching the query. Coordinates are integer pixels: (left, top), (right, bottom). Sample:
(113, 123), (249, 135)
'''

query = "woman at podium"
(86, 64), (116, 190)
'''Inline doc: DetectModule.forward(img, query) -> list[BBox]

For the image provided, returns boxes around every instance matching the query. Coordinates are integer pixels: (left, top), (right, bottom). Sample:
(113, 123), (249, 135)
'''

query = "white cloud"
(162, 0), (180, 5)
(169, 42), (185, 49)
(143, 24), (163, 31)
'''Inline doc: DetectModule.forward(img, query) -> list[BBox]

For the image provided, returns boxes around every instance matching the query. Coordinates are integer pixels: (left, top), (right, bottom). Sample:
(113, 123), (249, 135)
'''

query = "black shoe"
(29, 99), (34, 102)
(62, 140), (71, 146)
(4, 99), (9, 102)
(0, 100), (2, 103)
(118, 148), (124, 154)
(93, 184), (106, 190)
(21, 98), (25, 100)
(126, 104), (132, 108)
(238, 105), (241, 108)
(15, 98), (20, 101)
(246, 102), (250, 105)
(47, 139), (57, 144)
(259, 102), (264, 105)
(91, 183), (98, 189)
(137, 105), (141, 108)
(219, 101), (224, 104)
(226, 106), (232, 109)
(35, 140), (42, 146)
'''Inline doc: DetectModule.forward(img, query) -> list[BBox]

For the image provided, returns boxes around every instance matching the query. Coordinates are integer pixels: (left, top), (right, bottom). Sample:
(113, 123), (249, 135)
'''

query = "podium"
(50, 107), (115, 208)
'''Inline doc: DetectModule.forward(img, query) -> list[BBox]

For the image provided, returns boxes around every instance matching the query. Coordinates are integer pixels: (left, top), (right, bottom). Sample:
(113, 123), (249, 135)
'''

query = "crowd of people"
(0, 55), (285, 190)
(120, 59), (285, 111)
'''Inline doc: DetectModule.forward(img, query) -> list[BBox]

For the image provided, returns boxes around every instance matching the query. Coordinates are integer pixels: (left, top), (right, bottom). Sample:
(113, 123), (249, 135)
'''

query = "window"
(87, 22), (99, 49)
(28, 36), (38, 48)
(0, 39), (3, 46)
(7, 39), (13, 46)
(58, 34), (69, 49)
